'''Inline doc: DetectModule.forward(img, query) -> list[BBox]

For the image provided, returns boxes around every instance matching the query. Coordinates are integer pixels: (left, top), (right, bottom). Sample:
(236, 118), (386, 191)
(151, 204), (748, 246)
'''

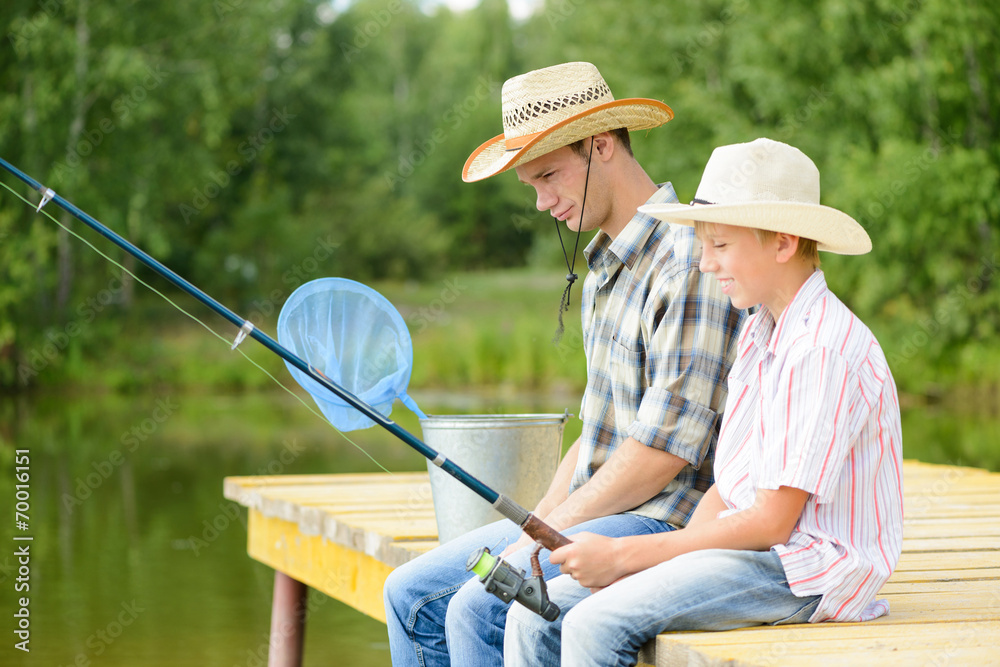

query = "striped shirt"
(715, 270), (904, 622)
(570, 183), (745, 527)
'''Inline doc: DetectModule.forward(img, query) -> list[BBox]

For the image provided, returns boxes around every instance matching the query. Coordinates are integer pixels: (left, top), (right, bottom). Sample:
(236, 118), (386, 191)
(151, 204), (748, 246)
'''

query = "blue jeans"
(382, 514), (673, 667)
(504, 548), (822, 667)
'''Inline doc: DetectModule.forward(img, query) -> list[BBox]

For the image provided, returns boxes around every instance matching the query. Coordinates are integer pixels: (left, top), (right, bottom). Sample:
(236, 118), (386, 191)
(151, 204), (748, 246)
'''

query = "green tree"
(1, 0), (996, 395)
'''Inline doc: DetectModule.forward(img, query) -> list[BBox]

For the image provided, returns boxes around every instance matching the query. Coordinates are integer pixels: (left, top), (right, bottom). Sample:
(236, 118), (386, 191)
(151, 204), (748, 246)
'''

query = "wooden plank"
(904, 496), (1000, 510)
(227, 471), (429, 489)
(658, 619), (1000, 647)
(231, 488), (432, 520)
(312, 516), (440, 568)
(655, 621), (1000, 667)
(895, 550), (999, 571)
(654, 630), (999, 663)
(224, 472), (431, 511)
(660, 642), (1000, 666)
(900, 535), (1000, 552)
(251, 484), (431, 506)
(901, 520), (1000, 539)
(903, 506), (1000, 520)
(786, 648), (997, 666)
(878, 579), (1000, 594)
(904, 516), (1000, 527)
(300, 505), (437, 543)
(885, 567), (1000, 583)
(902, 465), (989, 478)
(875, 590), (1000, 613)
(322, 517), (440, 560)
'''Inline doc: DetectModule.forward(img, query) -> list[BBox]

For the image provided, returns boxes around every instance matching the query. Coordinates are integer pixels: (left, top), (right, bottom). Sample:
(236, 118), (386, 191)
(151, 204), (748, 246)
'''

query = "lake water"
(1, 389), (996, 666)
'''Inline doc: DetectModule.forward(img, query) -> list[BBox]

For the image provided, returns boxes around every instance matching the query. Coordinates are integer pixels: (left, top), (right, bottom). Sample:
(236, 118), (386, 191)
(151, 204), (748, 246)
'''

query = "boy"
(504, 138), (904, 667)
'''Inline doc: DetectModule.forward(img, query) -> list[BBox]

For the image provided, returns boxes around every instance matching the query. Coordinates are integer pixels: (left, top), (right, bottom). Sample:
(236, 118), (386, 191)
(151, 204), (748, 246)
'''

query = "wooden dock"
(224, 460), (1000, 666)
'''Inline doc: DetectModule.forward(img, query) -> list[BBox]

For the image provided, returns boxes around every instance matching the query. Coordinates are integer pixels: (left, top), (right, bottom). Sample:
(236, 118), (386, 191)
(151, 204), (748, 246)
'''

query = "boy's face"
(697, 223), (780, 312)
(515, 144), (608, 234)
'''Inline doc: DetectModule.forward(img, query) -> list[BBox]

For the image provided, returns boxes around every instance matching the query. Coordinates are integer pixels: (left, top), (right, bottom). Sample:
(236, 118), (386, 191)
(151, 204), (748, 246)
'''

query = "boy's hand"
(549, 532), (626, 590)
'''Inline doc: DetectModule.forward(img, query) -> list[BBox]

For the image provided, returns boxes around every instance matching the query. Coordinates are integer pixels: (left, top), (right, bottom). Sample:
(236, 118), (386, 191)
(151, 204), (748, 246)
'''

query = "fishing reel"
(466, 546), (560, 621)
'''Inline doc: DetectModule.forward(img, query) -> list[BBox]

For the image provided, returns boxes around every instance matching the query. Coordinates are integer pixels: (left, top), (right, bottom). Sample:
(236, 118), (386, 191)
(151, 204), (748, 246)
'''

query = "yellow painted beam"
(246, 509), (405, 623)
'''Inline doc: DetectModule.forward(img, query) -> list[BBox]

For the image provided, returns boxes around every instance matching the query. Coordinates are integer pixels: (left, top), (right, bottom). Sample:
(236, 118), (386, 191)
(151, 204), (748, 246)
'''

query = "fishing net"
(277, 277), (426, 431)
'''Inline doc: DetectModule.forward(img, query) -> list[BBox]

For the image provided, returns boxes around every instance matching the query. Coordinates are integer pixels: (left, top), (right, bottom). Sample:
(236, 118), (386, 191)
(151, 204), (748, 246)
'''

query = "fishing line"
(0, 158), (573, 563)
(0, 177), (391, 474)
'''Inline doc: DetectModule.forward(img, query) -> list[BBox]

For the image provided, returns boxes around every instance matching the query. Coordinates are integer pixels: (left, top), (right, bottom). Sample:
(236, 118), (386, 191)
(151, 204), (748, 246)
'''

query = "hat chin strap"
(552, 137), (595, 343)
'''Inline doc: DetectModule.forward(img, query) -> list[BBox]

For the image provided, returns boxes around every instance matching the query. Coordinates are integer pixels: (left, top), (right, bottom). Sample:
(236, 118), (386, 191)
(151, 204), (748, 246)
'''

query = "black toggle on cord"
(552, 136), (596, 344)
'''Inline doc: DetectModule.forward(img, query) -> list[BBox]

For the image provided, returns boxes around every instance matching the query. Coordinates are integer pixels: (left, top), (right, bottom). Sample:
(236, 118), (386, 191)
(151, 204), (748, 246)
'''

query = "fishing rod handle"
(491, 493), (571, 551)
(521, 513), (572, 551)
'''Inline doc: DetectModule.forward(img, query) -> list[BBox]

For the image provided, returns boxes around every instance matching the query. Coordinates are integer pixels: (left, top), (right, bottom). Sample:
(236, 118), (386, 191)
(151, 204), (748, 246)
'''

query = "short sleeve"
(758, 347), (854, 503)
(628, 266), (741, 467)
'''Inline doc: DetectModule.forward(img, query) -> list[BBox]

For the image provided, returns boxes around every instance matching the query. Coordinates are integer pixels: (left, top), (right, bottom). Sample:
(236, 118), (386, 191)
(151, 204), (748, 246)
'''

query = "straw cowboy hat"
(462, 62), (674, 183)
(639, 138), (872, 255)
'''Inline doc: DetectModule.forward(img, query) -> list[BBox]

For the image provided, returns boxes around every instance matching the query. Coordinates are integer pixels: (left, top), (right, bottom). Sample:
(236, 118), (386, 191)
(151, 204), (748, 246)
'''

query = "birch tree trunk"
(56, 0), (90, 318)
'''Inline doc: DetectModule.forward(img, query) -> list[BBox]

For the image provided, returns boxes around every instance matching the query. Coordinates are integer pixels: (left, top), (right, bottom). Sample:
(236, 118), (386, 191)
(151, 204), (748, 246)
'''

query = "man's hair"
(695, 221), (821, 268)
(567, 128), (633, 159)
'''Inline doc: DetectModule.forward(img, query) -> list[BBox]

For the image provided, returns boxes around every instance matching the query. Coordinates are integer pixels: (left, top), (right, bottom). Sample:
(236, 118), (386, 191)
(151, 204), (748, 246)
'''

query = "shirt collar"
(585, 183), (679, 272)
(749, 269), (829, 354)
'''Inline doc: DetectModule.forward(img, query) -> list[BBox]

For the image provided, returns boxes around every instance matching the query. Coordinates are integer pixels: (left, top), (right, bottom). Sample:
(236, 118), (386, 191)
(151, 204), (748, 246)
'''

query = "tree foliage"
(1, 0), (996, 391)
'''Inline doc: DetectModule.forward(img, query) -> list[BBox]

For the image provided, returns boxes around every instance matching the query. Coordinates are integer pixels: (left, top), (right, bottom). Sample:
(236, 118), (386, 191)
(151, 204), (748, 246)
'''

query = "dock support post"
(268, 571), (308, 667)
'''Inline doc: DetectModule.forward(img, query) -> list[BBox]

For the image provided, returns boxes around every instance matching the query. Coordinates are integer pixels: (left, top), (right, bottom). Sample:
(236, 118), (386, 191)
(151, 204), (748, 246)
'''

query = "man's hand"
(549, 532), (626, 590)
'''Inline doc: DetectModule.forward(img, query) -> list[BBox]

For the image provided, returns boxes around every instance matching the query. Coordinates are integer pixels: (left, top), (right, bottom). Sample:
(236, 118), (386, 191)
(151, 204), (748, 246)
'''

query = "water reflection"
(0, 390), (993, 666)
(0, 389), (579, 667)
(2, 391), (415, 667)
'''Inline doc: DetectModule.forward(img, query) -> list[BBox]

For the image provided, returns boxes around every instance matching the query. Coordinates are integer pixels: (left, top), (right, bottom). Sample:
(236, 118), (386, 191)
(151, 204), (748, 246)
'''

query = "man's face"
(515, 145), (603, 233)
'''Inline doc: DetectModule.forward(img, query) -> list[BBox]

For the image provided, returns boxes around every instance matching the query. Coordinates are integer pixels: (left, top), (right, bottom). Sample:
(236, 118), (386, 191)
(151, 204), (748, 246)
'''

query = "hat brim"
(462, 98), (673, 183)
(638, 202), (872, 255)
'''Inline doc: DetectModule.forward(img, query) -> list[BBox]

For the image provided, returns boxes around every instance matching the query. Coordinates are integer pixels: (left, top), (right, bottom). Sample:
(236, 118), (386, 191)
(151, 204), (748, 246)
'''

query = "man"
(504, 138), (904, 666)
(383, 61), (744, 666)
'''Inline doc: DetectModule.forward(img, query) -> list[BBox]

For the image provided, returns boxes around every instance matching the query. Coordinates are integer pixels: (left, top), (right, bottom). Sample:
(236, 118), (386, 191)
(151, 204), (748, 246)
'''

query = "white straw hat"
(462, 62), (673, 183)
(639, 138), (871, 255)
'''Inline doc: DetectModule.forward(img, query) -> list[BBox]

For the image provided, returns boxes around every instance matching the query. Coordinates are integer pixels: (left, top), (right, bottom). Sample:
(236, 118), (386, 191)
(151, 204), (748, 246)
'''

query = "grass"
(31, 266), (1000, 422)
(379, 270), (587, 393)
(47, 268), (588, 398)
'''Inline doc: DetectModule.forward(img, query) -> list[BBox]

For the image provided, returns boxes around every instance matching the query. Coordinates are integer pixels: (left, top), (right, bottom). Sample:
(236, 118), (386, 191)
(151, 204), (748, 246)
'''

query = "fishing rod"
(0, 157), (572, 558)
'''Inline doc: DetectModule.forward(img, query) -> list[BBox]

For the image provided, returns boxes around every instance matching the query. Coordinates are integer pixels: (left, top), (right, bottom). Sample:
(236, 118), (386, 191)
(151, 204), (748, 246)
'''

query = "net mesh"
(277, 278), (426, 431)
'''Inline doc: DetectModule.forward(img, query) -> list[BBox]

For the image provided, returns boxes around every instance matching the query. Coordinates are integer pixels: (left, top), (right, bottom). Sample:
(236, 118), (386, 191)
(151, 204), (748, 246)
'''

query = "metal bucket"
(420, 413), (569, 544)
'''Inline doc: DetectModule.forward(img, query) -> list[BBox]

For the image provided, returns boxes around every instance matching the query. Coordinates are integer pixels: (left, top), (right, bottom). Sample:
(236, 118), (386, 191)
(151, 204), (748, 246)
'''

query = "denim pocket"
(771, 596), (822, 626)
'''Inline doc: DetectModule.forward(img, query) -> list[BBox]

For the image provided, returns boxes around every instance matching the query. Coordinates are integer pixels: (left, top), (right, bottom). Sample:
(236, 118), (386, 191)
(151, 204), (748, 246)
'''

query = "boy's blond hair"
(694, 221), (821, 269)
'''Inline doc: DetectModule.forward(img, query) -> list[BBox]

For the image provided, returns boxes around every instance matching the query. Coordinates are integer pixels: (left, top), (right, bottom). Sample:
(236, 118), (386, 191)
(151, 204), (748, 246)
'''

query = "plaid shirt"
(569, 183), (745, 527)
